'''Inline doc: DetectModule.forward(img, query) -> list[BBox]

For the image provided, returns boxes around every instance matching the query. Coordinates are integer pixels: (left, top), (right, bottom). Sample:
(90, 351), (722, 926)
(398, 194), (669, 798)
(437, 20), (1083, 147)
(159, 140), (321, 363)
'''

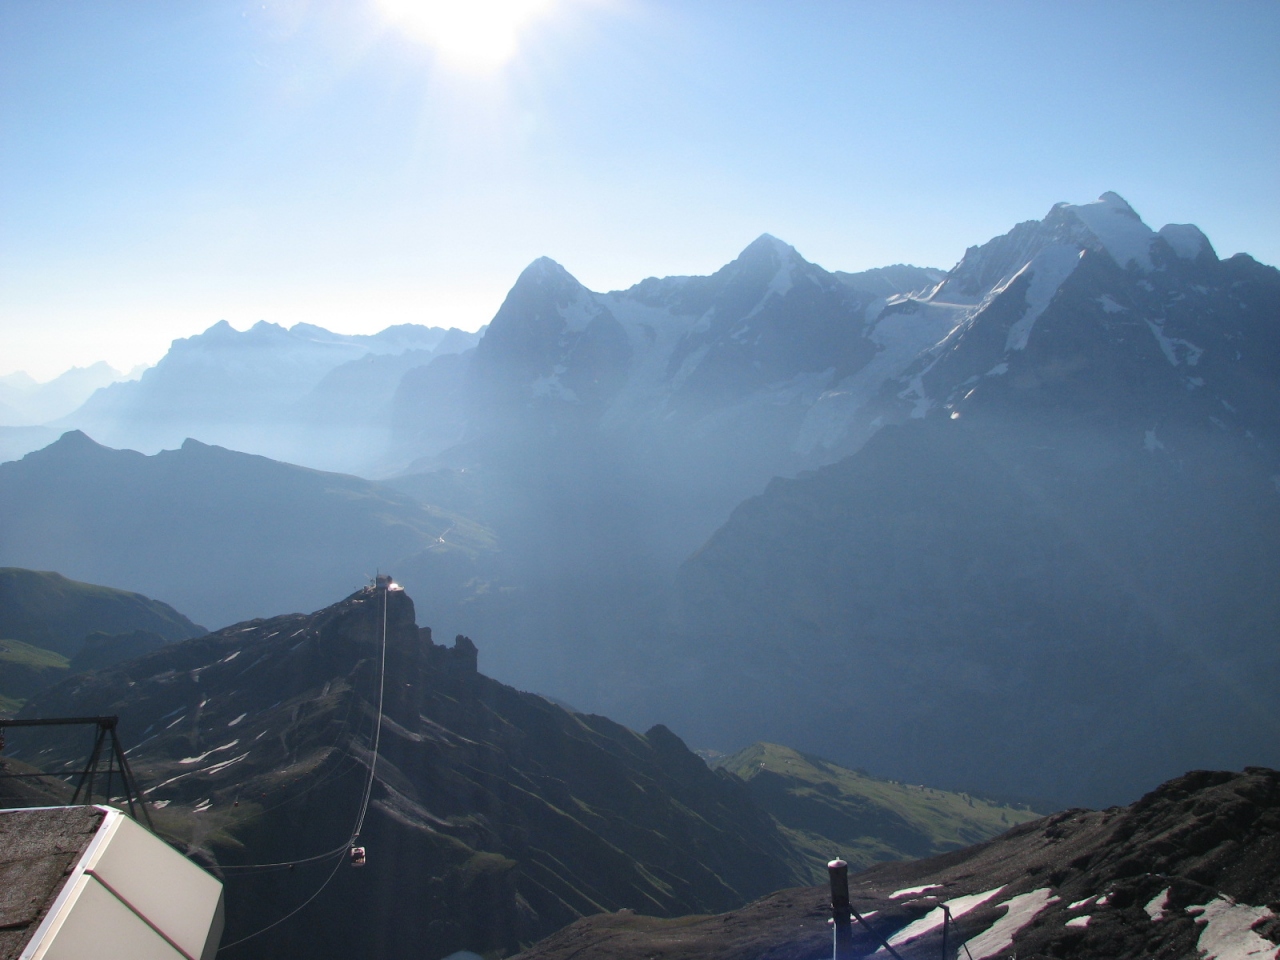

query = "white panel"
(37, 875), (183, 960)
(81, 814), (223, 960)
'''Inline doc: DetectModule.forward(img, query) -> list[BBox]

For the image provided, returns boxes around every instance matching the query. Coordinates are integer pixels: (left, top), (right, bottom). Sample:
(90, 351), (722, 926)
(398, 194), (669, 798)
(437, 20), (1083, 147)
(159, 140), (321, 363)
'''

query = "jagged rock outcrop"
(7, 586), (805, 959)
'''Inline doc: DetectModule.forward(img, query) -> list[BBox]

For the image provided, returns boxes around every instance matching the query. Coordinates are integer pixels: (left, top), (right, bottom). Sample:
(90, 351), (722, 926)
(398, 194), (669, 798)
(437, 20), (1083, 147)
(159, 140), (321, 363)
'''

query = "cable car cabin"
(349, 846), (366, 867)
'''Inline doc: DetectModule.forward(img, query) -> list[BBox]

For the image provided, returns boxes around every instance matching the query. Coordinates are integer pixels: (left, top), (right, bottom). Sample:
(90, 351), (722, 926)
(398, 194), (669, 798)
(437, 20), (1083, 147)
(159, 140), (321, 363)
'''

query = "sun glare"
(377, 0), (558, 70)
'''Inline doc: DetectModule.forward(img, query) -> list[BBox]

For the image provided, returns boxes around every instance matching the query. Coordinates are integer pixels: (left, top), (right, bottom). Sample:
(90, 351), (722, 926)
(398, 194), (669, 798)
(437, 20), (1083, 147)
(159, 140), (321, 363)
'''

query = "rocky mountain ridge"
(517, 766), (1280, 960)
(5, 585), (805, 958)
(635, 194), (1280, 809)
(4, 583), (1038, 959)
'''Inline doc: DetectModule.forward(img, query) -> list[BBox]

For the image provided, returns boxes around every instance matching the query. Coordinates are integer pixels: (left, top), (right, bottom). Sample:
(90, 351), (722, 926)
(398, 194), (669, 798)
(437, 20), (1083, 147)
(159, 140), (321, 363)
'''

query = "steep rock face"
(383, 243), (947, 712)
(664, 413), (1280, 808)
(654, 200), (1280, 809)
(471, 258), (633, 420)
(516, 766), (1280, 960)
(7, 587), (806, 960)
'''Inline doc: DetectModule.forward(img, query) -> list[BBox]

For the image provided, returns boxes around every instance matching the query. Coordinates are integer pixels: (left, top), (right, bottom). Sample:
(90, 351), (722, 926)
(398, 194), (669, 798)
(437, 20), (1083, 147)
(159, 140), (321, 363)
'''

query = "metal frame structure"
(0, 715), (155, 830)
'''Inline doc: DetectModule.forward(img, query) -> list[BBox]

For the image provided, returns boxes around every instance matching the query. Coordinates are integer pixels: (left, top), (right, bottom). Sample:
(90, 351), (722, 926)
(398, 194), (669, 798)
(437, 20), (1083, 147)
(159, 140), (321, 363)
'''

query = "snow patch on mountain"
(531, 366), (579, 402)
(1146, 319), (1204, 367)
(890, 884), (942, 899)
(966, 888), (1059, 959)
(560, 294), (606, 334)
(1004, 244), (1085, 351)
(1186, 897), (1279, 960)
(1145, 887), (1171, 921)
(881, 885), (1006, 950)
(794, 298), (966, 453)
(768, 256), (796, 299)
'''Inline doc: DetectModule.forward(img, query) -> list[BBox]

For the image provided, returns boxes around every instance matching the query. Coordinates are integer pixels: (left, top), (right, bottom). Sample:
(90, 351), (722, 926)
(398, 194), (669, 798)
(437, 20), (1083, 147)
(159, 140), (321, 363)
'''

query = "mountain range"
(3, 192), (1277, 811)
(0, 432), (496, 632)
(0, 362), (136, 427)
(645, 194), (1280, 807)
(49, 321), (482, 474)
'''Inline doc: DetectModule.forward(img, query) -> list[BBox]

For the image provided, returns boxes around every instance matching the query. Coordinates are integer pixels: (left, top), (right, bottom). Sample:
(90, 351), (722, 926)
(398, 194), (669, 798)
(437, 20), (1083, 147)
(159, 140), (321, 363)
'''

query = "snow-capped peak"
(517, 256), (580, 288)
(743, 233), (797, 258)
(1054, 192), (1156, 271)
(1158, 223), (1216, 261)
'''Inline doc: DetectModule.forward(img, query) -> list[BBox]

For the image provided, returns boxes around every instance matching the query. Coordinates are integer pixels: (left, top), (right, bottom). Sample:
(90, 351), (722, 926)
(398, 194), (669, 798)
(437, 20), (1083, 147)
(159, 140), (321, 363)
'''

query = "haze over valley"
(4, 194), (1278, 813)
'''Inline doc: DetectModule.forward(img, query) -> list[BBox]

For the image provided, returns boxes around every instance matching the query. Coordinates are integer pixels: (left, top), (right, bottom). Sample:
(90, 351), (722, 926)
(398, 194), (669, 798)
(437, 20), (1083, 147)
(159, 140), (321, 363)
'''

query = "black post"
(103, 730), (116, 806)
(829, 858), (854, 960)
(110, 726), (156, 831)
(942, 903), (950, 960)
(71, 723), (108, 805)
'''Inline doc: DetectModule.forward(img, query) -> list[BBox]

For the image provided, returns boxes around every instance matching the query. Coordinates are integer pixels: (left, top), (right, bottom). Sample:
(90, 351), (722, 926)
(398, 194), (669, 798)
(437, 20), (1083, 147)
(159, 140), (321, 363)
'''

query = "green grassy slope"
(0, 638), (71, 714)
(0, 567), (204, 714)
(0, 567), (204, 656)
(716, 741), (1041, 879)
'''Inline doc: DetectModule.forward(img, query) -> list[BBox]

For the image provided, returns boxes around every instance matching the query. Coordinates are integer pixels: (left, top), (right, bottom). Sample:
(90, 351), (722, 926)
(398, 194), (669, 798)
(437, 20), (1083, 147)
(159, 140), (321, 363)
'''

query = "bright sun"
(377, 0), (558, 70)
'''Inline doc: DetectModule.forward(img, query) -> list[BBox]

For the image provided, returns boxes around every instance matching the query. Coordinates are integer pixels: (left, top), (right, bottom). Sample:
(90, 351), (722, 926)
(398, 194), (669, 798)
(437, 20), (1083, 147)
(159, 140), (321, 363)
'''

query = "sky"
(2, 0), (1277, 381)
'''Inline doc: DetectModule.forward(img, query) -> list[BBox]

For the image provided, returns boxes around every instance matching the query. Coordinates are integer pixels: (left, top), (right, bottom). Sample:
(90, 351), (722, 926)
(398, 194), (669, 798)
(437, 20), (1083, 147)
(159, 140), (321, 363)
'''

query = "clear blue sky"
(2, 0), (1277, 379)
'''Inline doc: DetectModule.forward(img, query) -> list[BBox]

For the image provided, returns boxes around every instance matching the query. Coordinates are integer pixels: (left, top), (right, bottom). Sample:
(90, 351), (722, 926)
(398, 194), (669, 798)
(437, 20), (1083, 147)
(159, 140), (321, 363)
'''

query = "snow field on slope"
(794, 297), (967, 454)
(874, 885), (1006, 952)
(1188, 897), (1279, 960)
(965, 887), (1059, 960)
(1066, 194), (1157, 271)
(1003, 245), (1084, 352)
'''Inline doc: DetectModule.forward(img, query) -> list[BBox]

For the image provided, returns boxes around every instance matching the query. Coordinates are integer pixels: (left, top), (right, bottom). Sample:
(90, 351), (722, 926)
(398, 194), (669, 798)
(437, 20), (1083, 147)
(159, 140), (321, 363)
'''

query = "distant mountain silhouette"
(0, 431), (497, 631)
(54, 321), (481, 474)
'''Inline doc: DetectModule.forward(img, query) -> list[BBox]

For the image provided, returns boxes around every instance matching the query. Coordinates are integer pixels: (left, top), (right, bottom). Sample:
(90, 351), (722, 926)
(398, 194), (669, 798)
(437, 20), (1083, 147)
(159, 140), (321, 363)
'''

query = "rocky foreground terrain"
(517, 766), (1280, 960)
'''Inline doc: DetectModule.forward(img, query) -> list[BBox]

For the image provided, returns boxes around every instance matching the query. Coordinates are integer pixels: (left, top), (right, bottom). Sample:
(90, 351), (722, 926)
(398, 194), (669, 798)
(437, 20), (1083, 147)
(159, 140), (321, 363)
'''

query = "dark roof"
(0, 806), (104, 960)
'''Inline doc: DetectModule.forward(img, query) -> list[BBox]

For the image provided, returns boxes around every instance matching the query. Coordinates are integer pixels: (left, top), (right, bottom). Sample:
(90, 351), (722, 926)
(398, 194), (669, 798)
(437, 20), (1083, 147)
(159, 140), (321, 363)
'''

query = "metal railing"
(0, 715), (155, 830)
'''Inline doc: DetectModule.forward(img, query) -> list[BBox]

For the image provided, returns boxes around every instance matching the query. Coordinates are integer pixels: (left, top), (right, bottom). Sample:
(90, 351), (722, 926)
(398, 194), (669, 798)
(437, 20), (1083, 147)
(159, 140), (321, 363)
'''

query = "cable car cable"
(351, 582), (388, 843)
(217, 581), (391, 950)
